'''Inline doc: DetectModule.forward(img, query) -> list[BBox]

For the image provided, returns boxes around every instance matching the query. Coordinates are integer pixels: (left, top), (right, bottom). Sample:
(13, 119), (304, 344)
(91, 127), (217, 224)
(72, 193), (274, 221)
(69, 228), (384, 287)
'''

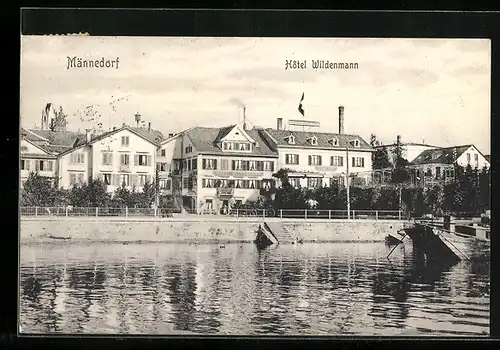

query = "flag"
(298, 93), (305, 116)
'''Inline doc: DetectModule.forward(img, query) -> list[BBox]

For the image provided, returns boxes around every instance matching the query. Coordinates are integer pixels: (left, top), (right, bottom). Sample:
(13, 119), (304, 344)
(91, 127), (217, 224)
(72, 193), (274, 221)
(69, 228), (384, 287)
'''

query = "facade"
(408, 144), (490, 187)
(258, 118), (374, 189)
(57, 126), (160, 193)
(20, 137), (57, 187)
(159, 124), (278, 213)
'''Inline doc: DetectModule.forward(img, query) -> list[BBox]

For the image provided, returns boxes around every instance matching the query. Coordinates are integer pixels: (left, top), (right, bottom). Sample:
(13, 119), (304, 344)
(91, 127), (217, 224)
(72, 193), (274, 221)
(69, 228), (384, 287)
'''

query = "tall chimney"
(397, 135), (401, 145)
(148, 122), (151, 132)
(338, 105), (344, 134)
(135, 112), (141, 128)
(243, 107), (247, 130)
(277, 118), (283, 130)
(85, 129), (91, 143)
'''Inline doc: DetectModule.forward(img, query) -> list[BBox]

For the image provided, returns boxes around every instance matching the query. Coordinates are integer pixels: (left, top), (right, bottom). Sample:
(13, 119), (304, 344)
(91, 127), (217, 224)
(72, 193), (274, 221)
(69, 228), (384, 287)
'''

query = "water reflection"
(20, 242), (489, 336)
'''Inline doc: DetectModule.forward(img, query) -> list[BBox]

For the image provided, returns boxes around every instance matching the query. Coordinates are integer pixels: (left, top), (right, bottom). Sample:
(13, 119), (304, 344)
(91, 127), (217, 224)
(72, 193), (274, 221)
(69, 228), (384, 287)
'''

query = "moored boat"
(385, 229), (406, 246)
(404, 221), (489, 263)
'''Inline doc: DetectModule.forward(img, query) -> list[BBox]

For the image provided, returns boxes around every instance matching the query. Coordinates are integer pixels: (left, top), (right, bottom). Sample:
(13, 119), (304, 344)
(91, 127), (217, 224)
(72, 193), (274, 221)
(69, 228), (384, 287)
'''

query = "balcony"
(216, 187), (235, 196)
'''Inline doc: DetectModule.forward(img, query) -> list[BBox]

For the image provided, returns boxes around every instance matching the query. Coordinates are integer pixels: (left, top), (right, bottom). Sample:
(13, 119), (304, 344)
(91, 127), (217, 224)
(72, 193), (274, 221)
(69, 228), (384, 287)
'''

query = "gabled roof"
(184, 126), (278, 157)
(20, 137), (52, 155)
(374, 142), (440, 148)
(59, 125), (161, 156)
(26, 129), (84, 147)
(262, 128), (373, 151)
(410, 145), (473, 165)
(20, 127), (50, 143)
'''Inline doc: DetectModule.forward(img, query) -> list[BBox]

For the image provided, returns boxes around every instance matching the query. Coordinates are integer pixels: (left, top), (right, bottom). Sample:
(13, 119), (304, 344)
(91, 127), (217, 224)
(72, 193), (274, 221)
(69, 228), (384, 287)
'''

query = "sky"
(20, 36), (491, 154)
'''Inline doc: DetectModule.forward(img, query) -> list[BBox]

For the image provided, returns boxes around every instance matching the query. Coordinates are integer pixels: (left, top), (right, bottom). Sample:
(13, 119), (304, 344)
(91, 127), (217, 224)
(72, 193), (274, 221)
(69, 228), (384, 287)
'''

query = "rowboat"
(385, 229), (406, 245)
(403, 220), (490, 263)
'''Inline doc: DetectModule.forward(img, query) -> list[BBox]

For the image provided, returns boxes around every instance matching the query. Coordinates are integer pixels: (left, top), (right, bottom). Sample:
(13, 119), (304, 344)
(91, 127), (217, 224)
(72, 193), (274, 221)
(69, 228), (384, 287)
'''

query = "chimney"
(397, 135), (401, 146)
(338, 106), (344, 134)
(85, 129), (91, 143)
(168, 133), (174, 138)
(277, 118), (283, 130)
(148, 122), (151, 132)
(113, 127), (116, 131)
(243, 107), (247, 130)
(135, 112), (141, 128)
(122, 122), (126, 127)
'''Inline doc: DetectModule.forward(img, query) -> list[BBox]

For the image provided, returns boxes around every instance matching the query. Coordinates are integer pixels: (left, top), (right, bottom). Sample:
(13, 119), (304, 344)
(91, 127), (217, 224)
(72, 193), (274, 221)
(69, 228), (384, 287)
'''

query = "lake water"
(19, 241), (490, 336)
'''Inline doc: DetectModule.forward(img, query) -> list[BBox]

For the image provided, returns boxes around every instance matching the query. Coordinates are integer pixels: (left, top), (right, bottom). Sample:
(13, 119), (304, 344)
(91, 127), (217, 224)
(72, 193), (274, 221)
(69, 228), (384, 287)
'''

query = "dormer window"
(308, 136), (318, 146)
(329, 138), (339, 146)
(222, 141), (251, 152)
(353, 139), (360, 147)
(285, 134), (296, 145)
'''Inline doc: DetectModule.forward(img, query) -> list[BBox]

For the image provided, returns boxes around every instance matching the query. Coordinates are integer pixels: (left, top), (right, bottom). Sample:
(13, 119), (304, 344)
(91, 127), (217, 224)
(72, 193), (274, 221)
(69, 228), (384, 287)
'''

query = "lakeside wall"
(20, 217), (406, 244)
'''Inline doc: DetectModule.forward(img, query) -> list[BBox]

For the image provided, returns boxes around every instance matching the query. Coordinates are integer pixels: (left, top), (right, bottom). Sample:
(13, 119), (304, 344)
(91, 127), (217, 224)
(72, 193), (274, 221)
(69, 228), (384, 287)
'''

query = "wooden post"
(154, 207), (157, 218)
(96, 207), (98, 217)
(328, 210), (331, 220)
(236, 209), (239, 218)
(375, 210), (378, 220)
(65, 207), (68, 217)
(353, 210), (355, 220)
(280, 209), (283, 219)
(35, 207), (38, 217)
(305, 209), (308, 220)
(125, 207), (128, 218)
(399, 210), (402, 220)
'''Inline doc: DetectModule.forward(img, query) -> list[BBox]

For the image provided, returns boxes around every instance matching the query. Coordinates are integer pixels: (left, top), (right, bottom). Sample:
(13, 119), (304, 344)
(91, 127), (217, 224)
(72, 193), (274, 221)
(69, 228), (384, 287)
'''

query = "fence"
(20, 206), (406, 220)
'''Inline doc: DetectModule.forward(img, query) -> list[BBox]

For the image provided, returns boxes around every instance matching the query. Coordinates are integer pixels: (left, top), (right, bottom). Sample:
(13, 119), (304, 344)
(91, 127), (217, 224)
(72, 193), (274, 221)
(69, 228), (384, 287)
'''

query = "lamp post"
(345, 139), (357, 220)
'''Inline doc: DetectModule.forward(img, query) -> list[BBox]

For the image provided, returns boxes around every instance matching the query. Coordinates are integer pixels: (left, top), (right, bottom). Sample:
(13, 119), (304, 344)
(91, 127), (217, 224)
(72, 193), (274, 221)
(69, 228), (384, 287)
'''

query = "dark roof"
(59, 125), (162, 156)
(262, 128), (372, 151)
(411, 145), (472, 165)
(185, 126), (278, 157)
(27, 129), (84, 147)
(21, 127), (49, 143)
(129, 127), (164, 144)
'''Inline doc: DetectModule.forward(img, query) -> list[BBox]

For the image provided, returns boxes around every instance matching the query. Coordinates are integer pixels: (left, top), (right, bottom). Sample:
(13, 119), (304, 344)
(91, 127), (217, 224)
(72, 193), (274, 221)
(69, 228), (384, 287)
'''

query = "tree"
(373, 146), (392, 170)
(20, 172), (60, 206)
(391, 137), (410, 184)
(49, 106), (68, 132)
(68, 178), (110, 207)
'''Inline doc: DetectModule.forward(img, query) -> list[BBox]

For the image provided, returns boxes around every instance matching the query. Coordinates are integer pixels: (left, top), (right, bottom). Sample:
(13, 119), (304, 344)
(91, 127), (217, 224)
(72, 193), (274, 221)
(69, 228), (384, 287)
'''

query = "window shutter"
(147, 155), (152, 166)
(361, 158), (365, 167)
(352, 157), (355, 167)
(319, 156), (322, 166)
(134, 154), (139, 166)
(26, 160), (30, 171)
(340, 157), (343, 166)
(214, 159), (217, 170)
(308, 155), (312, 165)
(285, 156), (289, 165)
(202, 159), (206, 169)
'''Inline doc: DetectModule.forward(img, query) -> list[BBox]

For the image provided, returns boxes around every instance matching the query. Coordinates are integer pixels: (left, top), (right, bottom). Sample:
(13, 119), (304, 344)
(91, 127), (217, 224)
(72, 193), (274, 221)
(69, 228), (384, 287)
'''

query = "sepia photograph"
(19, 35), (490, 336)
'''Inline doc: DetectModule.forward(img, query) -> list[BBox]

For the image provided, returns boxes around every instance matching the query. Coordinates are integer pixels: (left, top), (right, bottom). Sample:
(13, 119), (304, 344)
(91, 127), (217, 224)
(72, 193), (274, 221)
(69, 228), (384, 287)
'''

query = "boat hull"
(404, 223), (489, 263)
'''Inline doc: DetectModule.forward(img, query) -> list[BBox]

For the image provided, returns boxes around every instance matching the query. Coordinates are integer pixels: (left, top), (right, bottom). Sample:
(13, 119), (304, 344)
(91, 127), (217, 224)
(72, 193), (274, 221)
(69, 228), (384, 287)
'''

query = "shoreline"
(20, 217), (406, 245)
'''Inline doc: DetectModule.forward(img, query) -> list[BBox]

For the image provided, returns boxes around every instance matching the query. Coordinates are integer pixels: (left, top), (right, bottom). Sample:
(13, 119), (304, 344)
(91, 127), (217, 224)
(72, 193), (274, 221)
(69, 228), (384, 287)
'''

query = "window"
(286, 135), (296, 145)
(159, 179), (167, 189)
(220, 159), (229, 170)
(467, 153), (471, 163)
(289, 178), (301, 188)
(353, 139), (360, 147)
(223, 142), (251, 151)
(136, 154), (150, 166)
(308, 155), (322, 166)
(474, 154), (479, 168)
(158, 162), (168, 171)
(436, 167), (441, 180)
(329, 138), (339, 146)
(185, 145), (193, 153)
(182, 177), (189, 189)
(70, 173), (77, 185)
(120, 154), (130, 165)
(202, 158), (217, 170)
(77, 173), (84, 184)
(202, 178), (214, 188)
(70, 153), (85, 164)
(192, 158), (198, 170)
(21, 159), (30, 170)
(119, 174), (129, 186)
(35, 160), (52, 171)
(307, 177), (321, 188)
(249, 160), (256, 170)
(235, 180), (242, 188)
(121, 136), (129, 146)
(285, 154), (299, 165)
(352, 157), (365, 167)
(309, 136), (318, 145)
(331, 156), (343, 166)
(264, 161), (274, 171)
(102, 173), (111, 185)
(138, 175), (147, 186)
(102, 153), (113, 165)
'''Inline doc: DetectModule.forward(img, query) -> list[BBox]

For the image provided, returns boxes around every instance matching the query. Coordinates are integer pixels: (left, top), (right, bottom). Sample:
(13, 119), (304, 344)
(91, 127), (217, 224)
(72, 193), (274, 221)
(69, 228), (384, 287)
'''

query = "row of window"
(284, 135), (361, 147)
(201, 178), (274, 189)
(222, 141), (252, 152)
(21, 159), (54, 172)
(69, 172), (154, 186)
(201, 158), (275, 171)
(466, 153), (480, 168)
(285, 154), (364, 167)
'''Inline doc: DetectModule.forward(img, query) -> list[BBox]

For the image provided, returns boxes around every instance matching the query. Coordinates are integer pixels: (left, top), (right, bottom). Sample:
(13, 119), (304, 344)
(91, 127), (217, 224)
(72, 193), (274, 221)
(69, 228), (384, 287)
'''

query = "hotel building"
(159, 124), (278, 213)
